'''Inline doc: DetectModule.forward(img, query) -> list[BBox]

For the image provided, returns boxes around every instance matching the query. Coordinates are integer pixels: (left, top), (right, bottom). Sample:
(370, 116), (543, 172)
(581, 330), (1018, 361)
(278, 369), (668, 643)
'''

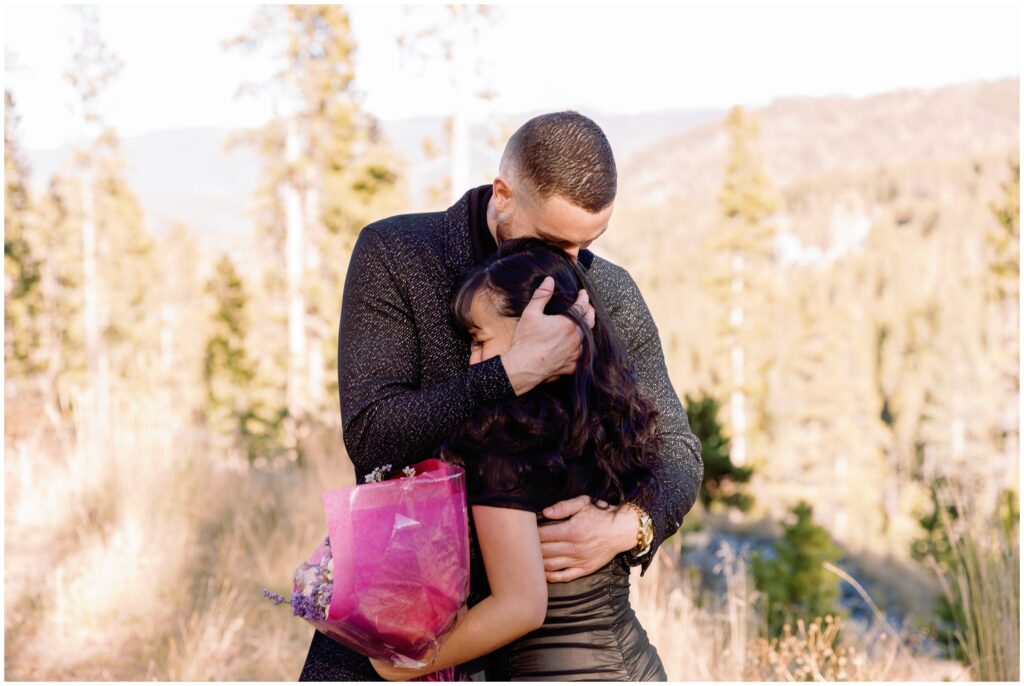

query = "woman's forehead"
(469, 288), (514, 330)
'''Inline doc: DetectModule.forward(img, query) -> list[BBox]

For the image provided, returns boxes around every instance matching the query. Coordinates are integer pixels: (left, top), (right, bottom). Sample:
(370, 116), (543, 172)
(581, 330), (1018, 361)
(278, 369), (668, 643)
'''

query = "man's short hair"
(502, 111), (616, 213)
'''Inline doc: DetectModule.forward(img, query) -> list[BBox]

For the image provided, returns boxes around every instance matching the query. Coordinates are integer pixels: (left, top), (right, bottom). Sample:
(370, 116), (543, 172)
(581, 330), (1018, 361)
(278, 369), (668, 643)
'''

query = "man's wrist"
(499, 347), (538, 397)
(622, 501), (654, 557)
(615, 503), (641, 554)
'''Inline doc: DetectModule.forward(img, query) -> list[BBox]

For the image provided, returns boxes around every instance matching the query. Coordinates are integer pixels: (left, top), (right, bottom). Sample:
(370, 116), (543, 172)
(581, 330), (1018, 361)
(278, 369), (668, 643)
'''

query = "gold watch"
(623, 501), (654, 556)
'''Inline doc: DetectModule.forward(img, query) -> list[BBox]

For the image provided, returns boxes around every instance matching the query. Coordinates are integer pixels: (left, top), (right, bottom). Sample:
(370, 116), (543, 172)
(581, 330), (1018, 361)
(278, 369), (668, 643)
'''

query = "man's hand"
(500, 276), (597, 396)
(538, 494), (640, 583)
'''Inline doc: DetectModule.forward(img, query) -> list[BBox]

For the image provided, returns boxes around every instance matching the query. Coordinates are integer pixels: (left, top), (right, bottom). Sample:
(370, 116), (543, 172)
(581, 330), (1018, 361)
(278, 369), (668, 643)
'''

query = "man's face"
(491, 172), (613, 261)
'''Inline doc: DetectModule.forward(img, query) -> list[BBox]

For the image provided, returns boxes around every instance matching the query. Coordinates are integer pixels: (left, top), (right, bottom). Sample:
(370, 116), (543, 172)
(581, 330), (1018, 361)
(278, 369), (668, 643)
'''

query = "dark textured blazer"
(298, 187), (704, 681)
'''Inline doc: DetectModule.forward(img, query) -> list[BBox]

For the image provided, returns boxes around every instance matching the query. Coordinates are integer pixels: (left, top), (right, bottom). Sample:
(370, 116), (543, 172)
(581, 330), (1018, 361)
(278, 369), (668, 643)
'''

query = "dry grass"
(4, 384), (346, 680)
(929, 483), (1020, 681)
(630, 540), (760, 680)
(630, 540), (970, 681)
(2, 382), (1008, 681)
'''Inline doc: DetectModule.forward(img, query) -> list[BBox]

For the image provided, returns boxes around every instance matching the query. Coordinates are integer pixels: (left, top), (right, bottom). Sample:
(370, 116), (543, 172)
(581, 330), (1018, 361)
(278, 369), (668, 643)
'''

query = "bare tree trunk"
(304, 179), (325, 419)
(158, 301), (176, 455)
(730, 251), (748, 466)
(284, 113), (306, 460)
(80, 163), (109, 459)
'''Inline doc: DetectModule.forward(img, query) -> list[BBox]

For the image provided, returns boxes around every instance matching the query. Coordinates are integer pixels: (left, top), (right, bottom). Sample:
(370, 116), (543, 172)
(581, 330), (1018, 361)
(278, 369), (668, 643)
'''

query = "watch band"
(623, 501), (654, 557)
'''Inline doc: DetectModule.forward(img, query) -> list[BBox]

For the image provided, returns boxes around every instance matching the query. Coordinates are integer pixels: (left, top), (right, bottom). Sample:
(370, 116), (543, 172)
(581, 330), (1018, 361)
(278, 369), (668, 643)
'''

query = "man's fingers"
(542, 494), (591, 520)
(523, 276), (555, 316)
(546, 567), (587, 584)
(572, 288), (589, 315)
(537, 520), (572, 543)
(540, 540), (578, 559)
(543, 557), (577, 572)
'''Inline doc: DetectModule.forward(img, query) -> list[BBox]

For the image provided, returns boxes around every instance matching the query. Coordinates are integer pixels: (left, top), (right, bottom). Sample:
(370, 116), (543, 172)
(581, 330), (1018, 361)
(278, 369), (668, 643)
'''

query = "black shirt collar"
(465, 183), (594, 270)
(468, 184), (497, 264)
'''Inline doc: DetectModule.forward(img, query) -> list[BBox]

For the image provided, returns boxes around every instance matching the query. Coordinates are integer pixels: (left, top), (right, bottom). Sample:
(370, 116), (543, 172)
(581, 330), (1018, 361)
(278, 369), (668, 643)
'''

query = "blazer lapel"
(439, 188), (476, 276)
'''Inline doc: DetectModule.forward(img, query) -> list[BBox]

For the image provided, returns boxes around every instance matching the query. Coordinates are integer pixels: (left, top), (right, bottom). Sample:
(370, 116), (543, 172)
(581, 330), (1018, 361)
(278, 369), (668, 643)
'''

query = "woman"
(371, 236), (667, 681)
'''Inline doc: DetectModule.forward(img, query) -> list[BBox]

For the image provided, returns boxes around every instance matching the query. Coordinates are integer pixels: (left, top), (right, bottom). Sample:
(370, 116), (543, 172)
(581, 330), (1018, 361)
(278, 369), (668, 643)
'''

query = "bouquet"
(263, 458), (471, 680)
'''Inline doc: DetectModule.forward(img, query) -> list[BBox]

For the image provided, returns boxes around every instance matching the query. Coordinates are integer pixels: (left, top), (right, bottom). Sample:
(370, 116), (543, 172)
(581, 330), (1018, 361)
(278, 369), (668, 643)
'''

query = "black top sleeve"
(464, 451), (543, 512)
(337, 225), (518, 481)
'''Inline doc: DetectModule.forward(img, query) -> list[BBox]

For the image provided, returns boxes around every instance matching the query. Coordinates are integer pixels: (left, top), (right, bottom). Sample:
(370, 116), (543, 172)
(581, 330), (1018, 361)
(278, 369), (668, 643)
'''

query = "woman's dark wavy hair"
(434, 236), (660, 508)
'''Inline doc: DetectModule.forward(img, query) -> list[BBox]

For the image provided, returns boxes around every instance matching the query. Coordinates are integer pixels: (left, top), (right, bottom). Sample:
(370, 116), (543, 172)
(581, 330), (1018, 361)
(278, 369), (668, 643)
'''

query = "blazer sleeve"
(613, 268), (704, 576)
(337, 225), (517, 481)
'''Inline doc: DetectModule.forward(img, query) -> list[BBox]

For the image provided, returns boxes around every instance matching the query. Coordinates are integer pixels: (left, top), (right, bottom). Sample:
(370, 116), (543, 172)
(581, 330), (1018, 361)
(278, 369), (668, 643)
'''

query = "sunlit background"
(4, 1), (1020, 681)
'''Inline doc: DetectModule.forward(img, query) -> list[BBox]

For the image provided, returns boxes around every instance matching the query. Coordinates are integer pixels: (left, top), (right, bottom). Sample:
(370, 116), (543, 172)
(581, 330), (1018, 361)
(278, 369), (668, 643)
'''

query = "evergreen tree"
(986, 157), (1020, 304)
(913, 475), (966, 663)
(766, 260), (890, 547)
(685, 393), (754, 512)
(28, 171), (87, 412)
(89, 127), (160, 388)
(751, 500), (844, 637)
(224, 5), (402, 463)
(982, 157), (1020, 490)
(202, 256), (283, 463)
(995, 487), (1019, 546)
(908, 475), (995, 663)
(64, 5), (122, 436)
(702, 106), (782, 471)
(4, 89), (44, 379)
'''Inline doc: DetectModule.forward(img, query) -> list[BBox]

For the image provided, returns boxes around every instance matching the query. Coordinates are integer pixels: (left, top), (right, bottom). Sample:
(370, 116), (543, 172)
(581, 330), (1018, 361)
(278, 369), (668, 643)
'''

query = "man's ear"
(492, 176), (512, 206)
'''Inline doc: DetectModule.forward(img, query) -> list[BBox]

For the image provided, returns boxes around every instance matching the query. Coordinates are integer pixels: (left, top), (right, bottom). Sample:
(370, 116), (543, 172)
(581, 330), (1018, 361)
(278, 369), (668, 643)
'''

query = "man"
(299, 111), (703, 681)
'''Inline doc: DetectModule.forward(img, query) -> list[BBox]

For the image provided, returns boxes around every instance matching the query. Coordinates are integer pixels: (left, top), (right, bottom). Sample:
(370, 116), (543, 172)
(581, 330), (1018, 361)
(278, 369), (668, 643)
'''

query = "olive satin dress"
(462, 447), (667, 682)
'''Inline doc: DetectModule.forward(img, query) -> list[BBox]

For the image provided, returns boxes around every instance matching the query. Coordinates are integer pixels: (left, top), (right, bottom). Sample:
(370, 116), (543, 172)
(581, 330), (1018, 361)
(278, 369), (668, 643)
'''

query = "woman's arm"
(370, 505), (548, 681)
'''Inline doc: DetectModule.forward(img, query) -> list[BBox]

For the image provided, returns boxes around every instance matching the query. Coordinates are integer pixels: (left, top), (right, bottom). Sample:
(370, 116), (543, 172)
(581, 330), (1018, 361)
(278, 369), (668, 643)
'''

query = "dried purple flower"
(262, 589), (289, 605)
(291, 590), (325, 622)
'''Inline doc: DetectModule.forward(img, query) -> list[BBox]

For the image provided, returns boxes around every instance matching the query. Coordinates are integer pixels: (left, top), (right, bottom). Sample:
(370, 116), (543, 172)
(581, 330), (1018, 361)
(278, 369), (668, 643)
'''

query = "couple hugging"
(300, 111), (704, 682)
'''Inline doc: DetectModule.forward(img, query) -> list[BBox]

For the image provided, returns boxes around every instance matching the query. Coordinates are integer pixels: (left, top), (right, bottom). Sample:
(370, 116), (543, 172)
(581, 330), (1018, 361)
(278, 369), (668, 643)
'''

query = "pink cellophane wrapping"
(305, 458), (470, 673)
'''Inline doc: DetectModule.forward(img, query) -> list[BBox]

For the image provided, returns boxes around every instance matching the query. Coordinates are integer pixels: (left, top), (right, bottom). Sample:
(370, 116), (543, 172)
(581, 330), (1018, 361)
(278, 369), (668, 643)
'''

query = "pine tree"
(4, 89), (44, 379)
(202, 256), (282, 463)
(916, 200), (1004, 510)
(66, 5), (119, 432)
(225, 5), (402, 463)
(982, 157), (1020, 491)
(702, 106), (782, 471)
(28, 170), (87, 412)
(765, 258), (890, 548)
(90, 128), (160, 389)
(751, 500), (844, 637)
(685, 393), (754, 512)
(59, 6), (164, 443)
(986, 157), (1020, 303)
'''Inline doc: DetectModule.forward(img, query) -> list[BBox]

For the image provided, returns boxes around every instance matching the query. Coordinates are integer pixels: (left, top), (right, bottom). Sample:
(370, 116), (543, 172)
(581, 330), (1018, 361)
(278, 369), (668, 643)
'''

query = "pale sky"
(3, 1), (1020, 150)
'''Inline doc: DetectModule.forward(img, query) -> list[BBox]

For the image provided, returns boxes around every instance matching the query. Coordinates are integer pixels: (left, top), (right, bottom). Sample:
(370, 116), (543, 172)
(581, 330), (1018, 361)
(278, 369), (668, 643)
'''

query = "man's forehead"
(528, 193), (613, 240)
